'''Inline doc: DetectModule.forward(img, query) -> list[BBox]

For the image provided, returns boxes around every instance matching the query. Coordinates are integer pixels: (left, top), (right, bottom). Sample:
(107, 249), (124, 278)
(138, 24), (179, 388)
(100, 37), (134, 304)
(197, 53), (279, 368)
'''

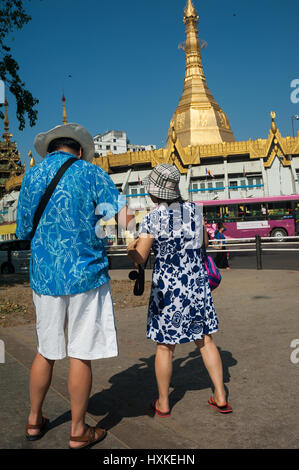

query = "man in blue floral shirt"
(17, 123), (131, 449)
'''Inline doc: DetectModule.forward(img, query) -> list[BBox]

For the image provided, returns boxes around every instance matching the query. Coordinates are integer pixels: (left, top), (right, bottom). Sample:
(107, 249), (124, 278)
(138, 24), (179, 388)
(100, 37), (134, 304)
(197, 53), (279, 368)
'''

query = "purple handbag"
(202, 243), (222, 291)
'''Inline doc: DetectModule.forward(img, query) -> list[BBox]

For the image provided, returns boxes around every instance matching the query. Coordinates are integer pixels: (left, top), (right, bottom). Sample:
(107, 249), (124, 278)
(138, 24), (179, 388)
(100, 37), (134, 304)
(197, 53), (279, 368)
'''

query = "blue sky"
(2, 0), (299, 169)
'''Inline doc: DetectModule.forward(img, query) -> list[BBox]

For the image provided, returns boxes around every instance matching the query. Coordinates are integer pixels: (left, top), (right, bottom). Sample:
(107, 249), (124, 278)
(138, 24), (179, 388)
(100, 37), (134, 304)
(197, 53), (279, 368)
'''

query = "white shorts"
(32, 282), (118, 360)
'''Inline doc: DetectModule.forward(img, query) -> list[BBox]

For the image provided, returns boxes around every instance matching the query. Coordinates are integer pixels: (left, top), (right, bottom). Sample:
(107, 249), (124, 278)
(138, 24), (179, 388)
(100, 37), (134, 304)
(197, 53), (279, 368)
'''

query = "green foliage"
(0, 0), (39, 130)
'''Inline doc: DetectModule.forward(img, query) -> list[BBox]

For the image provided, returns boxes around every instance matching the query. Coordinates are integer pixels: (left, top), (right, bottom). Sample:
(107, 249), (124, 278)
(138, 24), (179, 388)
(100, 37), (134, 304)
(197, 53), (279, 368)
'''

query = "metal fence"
(106, 235), (299, 270)
(205, 235), (299, 269)
(1, 236), (299, 274)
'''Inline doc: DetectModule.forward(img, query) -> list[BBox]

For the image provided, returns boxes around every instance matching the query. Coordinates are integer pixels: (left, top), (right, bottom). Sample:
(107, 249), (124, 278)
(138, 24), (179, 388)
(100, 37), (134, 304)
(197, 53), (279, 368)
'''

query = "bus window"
(225, 205), (239, 221)
(267, 202), (292, 219)
(243, 203), (267, 220)
(203, 206), (222, 223)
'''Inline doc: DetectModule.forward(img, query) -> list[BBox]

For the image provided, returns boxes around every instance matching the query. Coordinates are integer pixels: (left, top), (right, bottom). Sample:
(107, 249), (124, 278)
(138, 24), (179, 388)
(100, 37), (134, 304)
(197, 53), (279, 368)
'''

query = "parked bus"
(197, 195), (299, 240)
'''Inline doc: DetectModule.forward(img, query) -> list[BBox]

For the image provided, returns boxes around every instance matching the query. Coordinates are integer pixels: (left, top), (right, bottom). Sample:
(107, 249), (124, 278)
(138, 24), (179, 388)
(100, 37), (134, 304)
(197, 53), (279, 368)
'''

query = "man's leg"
(68, 357), (92, 448)
(27, 352), (55, 436)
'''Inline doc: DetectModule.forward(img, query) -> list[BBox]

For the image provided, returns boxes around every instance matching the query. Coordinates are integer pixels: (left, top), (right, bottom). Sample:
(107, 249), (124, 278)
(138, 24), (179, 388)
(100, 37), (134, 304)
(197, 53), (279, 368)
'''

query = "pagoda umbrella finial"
(184, 0), (198, 18)
(62, 93), (67, 125)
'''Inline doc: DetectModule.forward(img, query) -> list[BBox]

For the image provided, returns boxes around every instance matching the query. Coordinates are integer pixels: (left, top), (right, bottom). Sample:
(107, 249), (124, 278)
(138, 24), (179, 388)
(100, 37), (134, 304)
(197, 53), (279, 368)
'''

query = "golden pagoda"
(0, 99), (25, 197)
(167, 0), (235, 147)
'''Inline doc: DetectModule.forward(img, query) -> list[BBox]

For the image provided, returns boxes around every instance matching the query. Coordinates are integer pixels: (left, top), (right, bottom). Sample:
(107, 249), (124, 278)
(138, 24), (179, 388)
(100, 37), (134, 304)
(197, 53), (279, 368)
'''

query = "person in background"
(213, 222), (230, 270)
(127, 164), (232, 416)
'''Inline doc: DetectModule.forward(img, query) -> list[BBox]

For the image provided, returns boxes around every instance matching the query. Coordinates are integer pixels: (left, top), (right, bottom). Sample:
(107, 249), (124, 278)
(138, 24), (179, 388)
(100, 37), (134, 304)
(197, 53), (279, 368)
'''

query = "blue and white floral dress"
(140, 202), (219, 344)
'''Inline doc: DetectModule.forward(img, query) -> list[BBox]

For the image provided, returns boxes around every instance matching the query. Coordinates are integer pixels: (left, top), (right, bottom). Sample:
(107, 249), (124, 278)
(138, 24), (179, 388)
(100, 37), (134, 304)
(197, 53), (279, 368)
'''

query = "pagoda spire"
(3, 98), (12, 142)
(184, 0), (198, 21)
(62, 93), (67, 125)
(167, 0), (235, 147)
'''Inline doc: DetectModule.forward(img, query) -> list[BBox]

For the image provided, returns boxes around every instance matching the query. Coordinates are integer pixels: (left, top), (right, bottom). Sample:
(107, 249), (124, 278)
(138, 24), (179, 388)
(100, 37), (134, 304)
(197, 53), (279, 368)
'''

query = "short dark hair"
(47, 137), (82, 155)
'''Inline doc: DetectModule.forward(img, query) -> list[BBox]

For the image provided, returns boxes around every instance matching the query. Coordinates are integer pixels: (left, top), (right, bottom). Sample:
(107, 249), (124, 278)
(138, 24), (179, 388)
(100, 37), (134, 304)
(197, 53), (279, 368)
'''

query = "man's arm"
(115, 205), (135, 232)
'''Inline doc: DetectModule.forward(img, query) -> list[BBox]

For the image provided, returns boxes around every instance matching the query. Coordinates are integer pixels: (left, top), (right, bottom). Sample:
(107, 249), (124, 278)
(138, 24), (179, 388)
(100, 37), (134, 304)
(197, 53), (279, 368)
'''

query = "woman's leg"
(154, 343), (176, 413)
(27, 352), (55, 436)
(195, 335), (226, 406)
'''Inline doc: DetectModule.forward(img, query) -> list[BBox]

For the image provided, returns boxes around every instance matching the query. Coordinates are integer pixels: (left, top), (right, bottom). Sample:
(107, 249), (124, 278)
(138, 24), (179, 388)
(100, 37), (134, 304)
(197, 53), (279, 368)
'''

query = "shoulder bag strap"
(30, 157), (77, 240)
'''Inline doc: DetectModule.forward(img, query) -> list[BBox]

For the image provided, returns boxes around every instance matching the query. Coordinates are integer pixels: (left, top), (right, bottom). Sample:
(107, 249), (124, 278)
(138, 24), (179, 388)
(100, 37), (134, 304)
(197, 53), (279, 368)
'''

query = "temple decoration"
(0, 99), (25, 196)
(29, 150), (35, 168)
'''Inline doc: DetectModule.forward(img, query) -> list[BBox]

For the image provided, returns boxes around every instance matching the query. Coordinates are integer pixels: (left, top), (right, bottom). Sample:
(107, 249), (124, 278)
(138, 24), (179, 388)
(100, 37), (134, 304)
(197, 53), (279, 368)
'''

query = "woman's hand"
(127, 234), (154, 265)
(127, 239), (139, 251)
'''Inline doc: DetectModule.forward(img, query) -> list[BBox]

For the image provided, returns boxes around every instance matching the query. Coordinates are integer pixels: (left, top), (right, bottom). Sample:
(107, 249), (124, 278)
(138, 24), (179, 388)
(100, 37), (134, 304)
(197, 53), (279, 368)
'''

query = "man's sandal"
(69, 425), (107, 449)
(25, 416), (49, 441)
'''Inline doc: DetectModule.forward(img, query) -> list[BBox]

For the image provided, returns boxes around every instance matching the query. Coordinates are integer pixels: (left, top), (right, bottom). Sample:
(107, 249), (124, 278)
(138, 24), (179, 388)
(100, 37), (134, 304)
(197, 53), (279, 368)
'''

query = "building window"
(131, 187), (138, 195)
(106, 145), (110, 150)
(215, 180), (225, 190)
(229, 181), (238, 190)
(247, 176), (262, 187)
(113, 146), (117, 151)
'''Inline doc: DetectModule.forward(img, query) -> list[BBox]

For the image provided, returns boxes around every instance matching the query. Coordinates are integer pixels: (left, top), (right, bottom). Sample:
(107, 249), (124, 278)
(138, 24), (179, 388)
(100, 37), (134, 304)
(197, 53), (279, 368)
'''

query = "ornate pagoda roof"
(0, 99), (25, 196)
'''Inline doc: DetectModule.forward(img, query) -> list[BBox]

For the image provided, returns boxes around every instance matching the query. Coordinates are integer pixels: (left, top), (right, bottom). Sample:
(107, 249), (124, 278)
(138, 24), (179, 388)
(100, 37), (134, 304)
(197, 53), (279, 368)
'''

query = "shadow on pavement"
(86, 347), (237, 430)
(37, 348), (237, 436)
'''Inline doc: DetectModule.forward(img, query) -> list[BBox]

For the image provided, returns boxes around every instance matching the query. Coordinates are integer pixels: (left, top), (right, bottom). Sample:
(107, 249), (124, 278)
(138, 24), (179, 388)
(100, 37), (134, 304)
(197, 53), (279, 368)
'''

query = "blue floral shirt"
(16, 151), (126, 295)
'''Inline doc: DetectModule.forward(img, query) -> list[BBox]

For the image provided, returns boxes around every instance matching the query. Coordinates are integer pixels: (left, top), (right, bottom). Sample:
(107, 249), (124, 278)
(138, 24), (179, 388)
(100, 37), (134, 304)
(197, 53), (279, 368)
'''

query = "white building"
(93, 130), (156, 157)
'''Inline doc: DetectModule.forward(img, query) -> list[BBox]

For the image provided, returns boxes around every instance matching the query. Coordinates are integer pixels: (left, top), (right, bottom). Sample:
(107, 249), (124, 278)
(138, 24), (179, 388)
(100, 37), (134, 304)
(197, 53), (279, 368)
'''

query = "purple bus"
(196, 195), (299, 240)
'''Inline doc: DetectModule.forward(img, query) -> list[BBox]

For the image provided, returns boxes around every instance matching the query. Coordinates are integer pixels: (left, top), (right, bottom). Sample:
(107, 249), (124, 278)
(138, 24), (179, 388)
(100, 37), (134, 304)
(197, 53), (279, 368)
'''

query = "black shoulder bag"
(128, 255), (150, 296)
(30, 157), (77, 240)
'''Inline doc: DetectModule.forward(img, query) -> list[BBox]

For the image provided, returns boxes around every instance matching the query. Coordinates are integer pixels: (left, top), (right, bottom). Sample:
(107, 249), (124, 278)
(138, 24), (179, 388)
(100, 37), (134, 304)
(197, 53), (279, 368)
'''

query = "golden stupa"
(167, 0), (235, 147)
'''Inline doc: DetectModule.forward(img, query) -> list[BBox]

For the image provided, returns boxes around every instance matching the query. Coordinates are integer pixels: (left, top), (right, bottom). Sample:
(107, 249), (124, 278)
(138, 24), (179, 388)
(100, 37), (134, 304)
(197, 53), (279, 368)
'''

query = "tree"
(0, 0), (39, 130)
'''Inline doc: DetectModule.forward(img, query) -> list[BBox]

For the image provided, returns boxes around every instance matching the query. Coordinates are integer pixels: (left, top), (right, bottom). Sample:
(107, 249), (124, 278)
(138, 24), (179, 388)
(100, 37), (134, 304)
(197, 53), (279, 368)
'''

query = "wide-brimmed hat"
(34, 123), (95, 162)
(144, 164), (181, 200)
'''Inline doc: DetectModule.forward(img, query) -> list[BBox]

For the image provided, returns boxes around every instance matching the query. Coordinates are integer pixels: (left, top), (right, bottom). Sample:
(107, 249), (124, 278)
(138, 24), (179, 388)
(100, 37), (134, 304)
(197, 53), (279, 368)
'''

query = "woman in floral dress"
(127, 164), (232, 415)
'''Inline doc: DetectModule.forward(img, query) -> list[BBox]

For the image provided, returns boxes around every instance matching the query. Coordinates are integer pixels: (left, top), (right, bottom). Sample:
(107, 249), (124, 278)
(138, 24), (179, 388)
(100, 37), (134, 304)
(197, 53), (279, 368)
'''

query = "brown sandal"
(69, 425), (107, 449)
(25, 416), (49, 441)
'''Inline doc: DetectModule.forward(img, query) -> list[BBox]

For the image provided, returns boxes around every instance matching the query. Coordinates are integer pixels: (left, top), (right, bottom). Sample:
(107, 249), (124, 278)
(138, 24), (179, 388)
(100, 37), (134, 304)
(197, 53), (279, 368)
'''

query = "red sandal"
(151, 399), (171, 417)
(208, 396), (232, 413)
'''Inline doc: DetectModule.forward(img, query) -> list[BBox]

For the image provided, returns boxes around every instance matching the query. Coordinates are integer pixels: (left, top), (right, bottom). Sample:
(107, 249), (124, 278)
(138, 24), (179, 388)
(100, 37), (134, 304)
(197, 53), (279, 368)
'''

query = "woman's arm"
(127, 233), (154, 265)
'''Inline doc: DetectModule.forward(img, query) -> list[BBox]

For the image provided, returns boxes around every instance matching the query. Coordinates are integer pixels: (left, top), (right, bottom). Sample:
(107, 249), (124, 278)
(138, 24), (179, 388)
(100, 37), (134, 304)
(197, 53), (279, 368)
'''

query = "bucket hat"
(34, 123), (95, 162)
(144, 164), (181, 200)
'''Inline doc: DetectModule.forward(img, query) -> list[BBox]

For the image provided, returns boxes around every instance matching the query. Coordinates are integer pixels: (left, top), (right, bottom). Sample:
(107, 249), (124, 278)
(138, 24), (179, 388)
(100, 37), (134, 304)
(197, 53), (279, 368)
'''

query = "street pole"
(256, 235), (262, 270)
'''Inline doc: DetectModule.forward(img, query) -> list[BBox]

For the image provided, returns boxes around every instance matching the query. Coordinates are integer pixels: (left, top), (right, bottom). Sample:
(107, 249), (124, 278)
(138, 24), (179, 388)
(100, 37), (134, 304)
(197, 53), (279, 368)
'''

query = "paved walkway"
(0, 268), (298, 449)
